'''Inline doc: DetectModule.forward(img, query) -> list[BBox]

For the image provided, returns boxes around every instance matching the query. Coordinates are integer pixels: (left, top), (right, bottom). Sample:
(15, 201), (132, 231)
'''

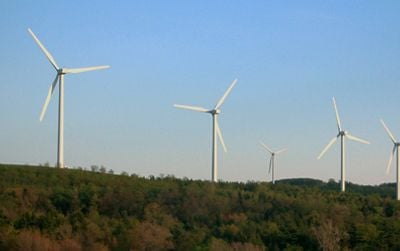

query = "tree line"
(0, 164), (399, 250)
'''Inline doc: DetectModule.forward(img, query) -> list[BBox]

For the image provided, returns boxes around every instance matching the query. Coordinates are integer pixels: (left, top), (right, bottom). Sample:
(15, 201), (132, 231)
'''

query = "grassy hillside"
(0, 164), (399, 250)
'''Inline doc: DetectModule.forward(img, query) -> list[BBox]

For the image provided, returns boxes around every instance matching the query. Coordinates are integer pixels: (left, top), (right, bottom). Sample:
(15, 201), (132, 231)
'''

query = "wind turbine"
(380, 119), (400, 200)
(174, 79), (237, 182)
(317, 97), (370, 192)
(28, 28), (110, 168)
(260, 141), (287, 184)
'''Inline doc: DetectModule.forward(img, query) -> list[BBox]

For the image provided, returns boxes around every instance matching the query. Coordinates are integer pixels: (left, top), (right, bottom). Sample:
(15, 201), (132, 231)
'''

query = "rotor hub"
(210, 109), (221, 115)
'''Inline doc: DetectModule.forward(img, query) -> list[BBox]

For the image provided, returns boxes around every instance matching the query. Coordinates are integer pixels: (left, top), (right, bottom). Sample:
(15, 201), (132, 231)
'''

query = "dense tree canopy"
(0, 164), (399, 250)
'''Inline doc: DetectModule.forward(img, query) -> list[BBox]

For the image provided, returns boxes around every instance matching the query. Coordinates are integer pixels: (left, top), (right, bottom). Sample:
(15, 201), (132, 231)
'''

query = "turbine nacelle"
(209, 109), (221, 115)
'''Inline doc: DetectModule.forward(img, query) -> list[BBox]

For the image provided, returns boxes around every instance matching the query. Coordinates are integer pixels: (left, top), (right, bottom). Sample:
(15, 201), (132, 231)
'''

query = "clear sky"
(1, 1), (400, 184)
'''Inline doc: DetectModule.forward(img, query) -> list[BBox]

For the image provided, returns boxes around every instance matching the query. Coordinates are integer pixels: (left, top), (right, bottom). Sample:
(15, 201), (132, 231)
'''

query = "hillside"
(0, 164), (400, 251)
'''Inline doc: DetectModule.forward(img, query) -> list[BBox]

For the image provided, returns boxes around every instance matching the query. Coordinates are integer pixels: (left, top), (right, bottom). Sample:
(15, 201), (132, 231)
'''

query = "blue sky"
(1, 1), (400, 184)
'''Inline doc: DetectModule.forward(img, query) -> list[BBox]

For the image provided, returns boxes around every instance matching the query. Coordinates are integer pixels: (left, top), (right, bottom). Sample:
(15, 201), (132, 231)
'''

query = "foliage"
(0, 164), (399, 250)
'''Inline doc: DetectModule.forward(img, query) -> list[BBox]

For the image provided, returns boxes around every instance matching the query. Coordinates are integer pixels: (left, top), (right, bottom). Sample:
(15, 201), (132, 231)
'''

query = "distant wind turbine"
(317, 97), (370, 192)
(380, 119), (400, 200)
(28, 28), (110, 168)
(174, 79), (237, 182)
(260, 141), (287, 184)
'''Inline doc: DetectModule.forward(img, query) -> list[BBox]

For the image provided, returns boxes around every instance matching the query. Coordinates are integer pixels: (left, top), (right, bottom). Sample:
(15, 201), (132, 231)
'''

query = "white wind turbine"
(380, 119), (400, 200)
(317, 97), (370, 192)
(260, 141), (287, 184)
(174, 79), (237, 182)
(28, 28), (110, 168)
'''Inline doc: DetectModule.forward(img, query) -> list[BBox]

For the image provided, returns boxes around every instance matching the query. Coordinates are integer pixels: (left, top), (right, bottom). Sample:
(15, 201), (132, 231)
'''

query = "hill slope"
(0, 164), (400, 250)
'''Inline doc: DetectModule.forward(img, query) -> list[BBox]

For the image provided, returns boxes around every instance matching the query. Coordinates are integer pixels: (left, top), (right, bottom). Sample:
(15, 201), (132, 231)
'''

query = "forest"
(0, 163), (400, 251)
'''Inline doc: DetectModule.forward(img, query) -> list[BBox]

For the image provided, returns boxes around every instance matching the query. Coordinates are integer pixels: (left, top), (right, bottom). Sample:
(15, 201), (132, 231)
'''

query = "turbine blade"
(214, 78), (237, 110)
(346, 134), (370, 145)
(268, 157), (272, 174)
(260, 141), (273, 154)
(28, 28), (59, 70)
(63, 65), (110, 74)
(40, 74), (59, 121)
(332, 97), (342, 132)
(386, 146), (396, 174)
(173, 104), (209, 113)
(216, 119), (227, 152)
(380, 119), (397, 144)
(317, 136), (337, 160)
(275, 148), (288, 155)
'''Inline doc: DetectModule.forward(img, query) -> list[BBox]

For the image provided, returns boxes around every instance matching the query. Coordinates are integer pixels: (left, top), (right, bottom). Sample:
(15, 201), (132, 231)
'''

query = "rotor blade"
(215, 119), (227, 152)
(268, 157), (272, 174)
(173, 104), (209, 113)
(386, 146), (396, 174)
(332, 97), (342, 132)
(346, 134), (370, 145)
(39, 74), (59, 121)
(214, 78), (238, 110)
(63, 65), (110, 74)
(28, 28), (59, 70)
(317, 136), (337, 160)
(380, 119), (397, 144)
(275, 148), (288, 155)
(260, 141), (273, 154)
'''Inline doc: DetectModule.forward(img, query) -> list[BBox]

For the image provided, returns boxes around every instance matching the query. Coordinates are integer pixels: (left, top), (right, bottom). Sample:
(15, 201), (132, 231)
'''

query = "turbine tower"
(260, 141), (287, 184)
(28, 28), (110, 168)
(380, 119), (400, 200)
(174, 79), (237, 182)
(317, 97), (370, 192)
